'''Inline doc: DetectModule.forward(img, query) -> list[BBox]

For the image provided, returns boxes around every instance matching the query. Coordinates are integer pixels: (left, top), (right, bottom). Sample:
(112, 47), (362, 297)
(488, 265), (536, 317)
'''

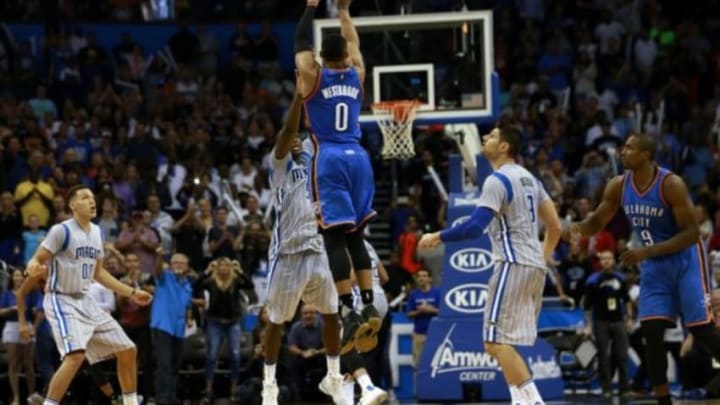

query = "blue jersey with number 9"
(621, 167), (678, 251)
(304, 67), (363, 144)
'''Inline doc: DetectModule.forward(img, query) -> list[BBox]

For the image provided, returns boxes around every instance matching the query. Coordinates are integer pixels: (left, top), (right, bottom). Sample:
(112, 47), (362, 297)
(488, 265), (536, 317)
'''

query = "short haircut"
(320, 34), (347, 62)
(632, 133), (656, 160)
(498, 123), (523, 158)
(67, 184), (91, 203)
(416, 268), (431, 278)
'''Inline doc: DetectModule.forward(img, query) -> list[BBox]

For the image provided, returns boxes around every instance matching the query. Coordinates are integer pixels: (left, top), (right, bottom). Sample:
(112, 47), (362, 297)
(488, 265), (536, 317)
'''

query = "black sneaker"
(340, 309), (363, 354)
(355, 304), (382, 353)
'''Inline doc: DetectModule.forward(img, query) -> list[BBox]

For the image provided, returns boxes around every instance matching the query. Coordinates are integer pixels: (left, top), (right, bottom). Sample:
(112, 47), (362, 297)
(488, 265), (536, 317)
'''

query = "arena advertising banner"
(416, 319), (564, 400)
(439, 191), (494, 318)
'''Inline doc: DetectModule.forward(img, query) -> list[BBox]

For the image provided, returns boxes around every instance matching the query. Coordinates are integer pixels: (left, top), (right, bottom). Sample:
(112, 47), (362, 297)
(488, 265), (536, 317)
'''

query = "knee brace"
(322, 227), (352, 282)
(346, 229), (371, 271)
(641, 319), (669, 387)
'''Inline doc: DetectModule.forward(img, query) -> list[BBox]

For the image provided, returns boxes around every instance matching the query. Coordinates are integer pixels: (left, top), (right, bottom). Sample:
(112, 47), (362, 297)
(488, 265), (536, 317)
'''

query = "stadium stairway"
(367, 175), (393, 264)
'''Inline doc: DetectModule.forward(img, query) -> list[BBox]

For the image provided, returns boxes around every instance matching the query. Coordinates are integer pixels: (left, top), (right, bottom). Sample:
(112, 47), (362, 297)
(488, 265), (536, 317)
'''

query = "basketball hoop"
(372, 100), (420, 160)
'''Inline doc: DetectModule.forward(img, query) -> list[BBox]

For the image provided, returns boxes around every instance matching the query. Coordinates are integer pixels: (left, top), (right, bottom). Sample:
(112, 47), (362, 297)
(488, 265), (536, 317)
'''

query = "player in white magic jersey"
(16, 185), (153, 405)
(262, 88), (347, 405)
(419, 124), (562, 405)
(262, 87), (387, 405)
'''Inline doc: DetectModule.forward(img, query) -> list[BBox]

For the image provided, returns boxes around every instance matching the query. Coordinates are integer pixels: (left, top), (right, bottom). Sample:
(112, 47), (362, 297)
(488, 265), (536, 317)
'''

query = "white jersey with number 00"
(41, 219), (105, 295)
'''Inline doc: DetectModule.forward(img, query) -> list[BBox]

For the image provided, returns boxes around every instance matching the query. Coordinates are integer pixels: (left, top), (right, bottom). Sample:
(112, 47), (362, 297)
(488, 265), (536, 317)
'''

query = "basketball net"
(372, 100), (420, 160)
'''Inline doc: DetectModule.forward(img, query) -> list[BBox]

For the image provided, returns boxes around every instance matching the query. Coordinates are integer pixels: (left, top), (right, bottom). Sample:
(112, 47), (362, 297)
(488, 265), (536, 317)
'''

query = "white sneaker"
(358, 386), (388, 405)
(27, 393), (44, 405)
(261, 380), (279, 405)
(319, 374), (353, 405)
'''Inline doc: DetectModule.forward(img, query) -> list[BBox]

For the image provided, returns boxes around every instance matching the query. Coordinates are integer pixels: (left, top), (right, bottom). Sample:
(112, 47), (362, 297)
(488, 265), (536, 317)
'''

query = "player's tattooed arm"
(295, 0), (320, 97)
(337, 0), (365, 81)
(567, 175), (623, 238)
(274, 89), (304, 160)
(645, 174), (700, 257)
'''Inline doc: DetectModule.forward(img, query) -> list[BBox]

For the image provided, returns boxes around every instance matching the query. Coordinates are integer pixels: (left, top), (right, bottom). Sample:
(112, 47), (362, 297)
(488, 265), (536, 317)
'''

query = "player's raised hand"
(307, 0), (320, 7)
(418, 232), (442, 249)
(336, 0), (351, 9)
(26, 259), (48, 278)
(131, 289), (153, 306)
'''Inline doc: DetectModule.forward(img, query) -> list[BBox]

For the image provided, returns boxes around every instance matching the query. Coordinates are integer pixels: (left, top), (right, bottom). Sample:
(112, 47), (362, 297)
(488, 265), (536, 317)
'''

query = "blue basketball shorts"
(638, 243), (712, 326)
(311, 139), (376, 229)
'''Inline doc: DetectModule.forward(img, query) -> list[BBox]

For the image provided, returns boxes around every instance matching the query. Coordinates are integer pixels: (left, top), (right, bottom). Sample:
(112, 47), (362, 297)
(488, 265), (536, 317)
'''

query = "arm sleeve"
(40, 224), (67, 254)
(476, 175), (507, 213)
(294, 6), (317, 53)
(439, 205), (494, 242)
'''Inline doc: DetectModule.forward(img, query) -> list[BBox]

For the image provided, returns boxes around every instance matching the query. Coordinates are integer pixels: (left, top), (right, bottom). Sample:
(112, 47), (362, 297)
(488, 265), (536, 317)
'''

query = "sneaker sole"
(360, 390), (388, 405)
(355, 317), (382, 353)
(319, 381), (349, 405)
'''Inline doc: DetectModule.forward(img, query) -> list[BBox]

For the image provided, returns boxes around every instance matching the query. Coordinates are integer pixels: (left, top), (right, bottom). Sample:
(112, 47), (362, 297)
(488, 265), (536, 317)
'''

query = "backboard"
(314, 10), (499, 127)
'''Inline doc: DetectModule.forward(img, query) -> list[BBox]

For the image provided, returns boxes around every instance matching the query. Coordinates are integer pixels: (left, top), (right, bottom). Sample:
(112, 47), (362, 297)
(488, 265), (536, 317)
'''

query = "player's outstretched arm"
(94, 259), (153, 306)
(295, 0), (320, 97)
(275, 89), (304, 160)
(538, 199), (562, 264)
(418, 205), (495, 249)
(337, 0), (365, 81)
(567, 175), (623, 238)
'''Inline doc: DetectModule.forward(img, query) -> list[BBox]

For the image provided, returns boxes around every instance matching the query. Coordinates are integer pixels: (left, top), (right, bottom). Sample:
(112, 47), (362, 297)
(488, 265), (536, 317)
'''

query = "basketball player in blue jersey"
(566, 133), (720, 405)
(15, 185), (153, 405)
(295, 0), (381, 354)
(419, 124), (563, 405)
(262, 84), (387, 405)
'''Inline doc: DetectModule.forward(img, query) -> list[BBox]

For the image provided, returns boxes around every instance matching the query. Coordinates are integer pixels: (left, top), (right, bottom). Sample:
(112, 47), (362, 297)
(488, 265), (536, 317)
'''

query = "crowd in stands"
(0, 0), (720, 402)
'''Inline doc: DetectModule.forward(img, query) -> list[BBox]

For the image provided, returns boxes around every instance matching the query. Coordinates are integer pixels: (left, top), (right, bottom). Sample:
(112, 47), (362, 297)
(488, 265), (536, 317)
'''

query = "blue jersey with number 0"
(304, 67), (363, 144)
(621, 167), (678, 251)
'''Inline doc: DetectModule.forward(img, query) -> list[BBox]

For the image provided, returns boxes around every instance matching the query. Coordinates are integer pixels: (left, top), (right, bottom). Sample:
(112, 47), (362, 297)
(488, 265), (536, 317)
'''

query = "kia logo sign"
(449, 248), (493, 273)
(445, 283), (488, 314)
(452, 216), (470, 227)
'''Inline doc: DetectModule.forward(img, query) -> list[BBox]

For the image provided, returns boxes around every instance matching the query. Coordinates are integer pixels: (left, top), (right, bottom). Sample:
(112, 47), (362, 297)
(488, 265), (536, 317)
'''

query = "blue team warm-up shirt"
(621, 167), (712, 325)
(406, 287), (442, 335)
